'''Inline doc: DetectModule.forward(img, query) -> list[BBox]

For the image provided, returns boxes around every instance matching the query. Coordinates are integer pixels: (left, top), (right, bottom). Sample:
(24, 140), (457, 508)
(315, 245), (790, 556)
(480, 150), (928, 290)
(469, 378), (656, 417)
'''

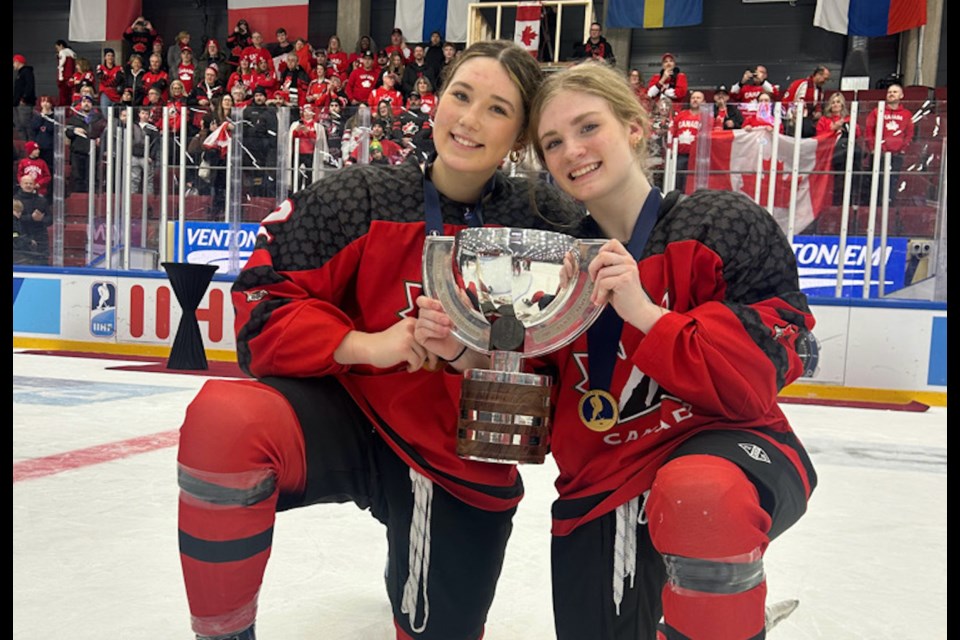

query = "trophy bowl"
(423, 227), (606, 464)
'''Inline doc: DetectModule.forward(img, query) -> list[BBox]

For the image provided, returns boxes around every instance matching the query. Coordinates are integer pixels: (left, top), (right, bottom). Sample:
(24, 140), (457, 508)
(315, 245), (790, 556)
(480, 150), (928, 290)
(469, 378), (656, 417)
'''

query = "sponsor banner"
(90, 281), (117, 338)
(793, 235), (908, 298)
(173, 221), (260, 273)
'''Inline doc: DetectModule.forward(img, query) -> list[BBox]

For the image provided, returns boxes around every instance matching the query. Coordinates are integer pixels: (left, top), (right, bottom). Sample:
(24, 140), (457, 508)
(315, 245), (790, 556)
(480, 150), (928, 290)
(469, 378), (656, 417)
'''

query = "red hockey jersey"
(542, 190), (818, 536)
(232, 160), (584, 511)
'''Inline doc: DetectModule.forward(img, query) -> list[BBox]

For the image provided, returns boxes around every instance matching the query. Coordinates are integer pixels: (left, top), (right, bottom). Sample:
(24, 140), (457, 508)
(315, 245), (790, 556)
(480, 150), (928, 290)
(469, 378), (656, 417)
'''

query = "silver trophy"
(422, 228), (606, 464)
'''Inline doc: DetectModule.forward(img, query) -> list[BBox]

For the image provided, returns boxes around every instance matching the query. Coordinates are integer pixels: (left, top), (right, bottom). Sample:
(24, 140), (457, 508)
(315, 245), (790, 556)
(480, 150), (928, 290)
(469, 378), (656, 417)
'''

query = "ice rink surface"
(12, 350), (947, 639)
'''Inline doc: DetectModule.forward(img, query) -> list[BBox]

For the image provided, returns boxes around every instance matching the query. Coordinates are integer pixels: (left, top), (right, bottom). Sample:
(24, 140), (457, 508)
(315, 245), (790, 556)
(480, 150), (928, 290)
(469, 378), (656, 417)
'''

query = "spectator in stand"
(13, 198), (33, 264)
(96, 49), (124, 109)
(367, 72), (403, 116)
(198, 39), (230, 86)
(65, 94), (106, 193)
(242, 32), (273, 72)
(188, 65), (223, 135)
(124, 17), (157, 58)
(55, 40), (77, 107)
(627, 68), (652, 112)
(13, 54), (37, 140)
(143, 86), (167, 127)
(349, 34), (378, 69)
(150, 36), (169, 72)
(712, 85), (743, 130)
(326, 35), (351, 84)
(670, 89), (706, 193)
(125, 106), (160, 194)
(424, 30), (445, 74)
(123, 54), (148, 107)
(228, 83), (251, 109)
(304, 63), (329, 108)
(384, 27), (413, 64)
(254, 56), (279, 98)
(68, 58), (96, 106)
(782, 65), (830, 123)
(165, 79), (192, 134)
(400, 91), (430, 135)
(312, 48), (330, 81)
(647, 52), (687, 104)
(864, 83), (914, 204)
(292, 102), (323, 178)
(143, 53), (170, 103)
(315, 73), (347, 115)
(412, 75), (438, 117)
(345, 50), (378, 107)
(17, 141), (52, 197)
(168, 31), (193, 72)
(580, 22), (616, 65)
(277, 51), (311, 108)
(227, 56), (257, 101)
(322, 98), (344, 158)
(175, 47), (197, 94)
(382, 50), (405, 86)
(267, 27), (294, 62)
(437, 41), (458, 90)
(243, 85), (278, 194)
(198, 93), (236, 206)
(227, 18), (253, 69)
(741, 91), (782, 133)
(30, 96), (57, 171)
(293, 38), (314, 75)
(784, 95), (816, 139)
(817, 91), (863, 205)
(13, 174), (51, 264)
(730, 64), (780, 108)
(373, 99), (401, 140)
(401, 44), (439, 99)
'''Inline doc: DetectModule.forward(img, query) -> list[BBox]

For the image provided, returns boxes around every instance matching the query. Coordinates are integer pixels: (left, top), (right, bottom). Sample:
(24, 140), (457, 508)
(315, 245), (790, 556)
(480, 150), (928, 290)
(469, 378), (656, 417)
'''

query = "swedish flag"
(607, 0), (703, 29)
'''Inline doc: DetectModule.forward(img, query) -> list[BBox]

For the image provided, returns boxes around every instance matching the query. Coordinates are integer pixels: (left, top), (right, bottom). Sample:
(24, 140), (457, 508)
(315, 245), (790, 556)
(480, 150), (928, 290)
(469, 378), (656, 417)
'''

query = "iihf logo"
(90, 281), (116, 337)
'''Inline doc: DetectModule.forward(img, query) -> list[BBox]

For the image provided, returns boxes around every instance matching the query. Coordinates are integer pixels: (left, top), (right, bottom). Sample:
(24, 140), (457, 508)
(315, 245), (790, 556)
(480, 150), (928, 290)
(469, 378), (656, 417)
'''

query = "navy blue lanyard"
(586, 188), (663, 391)
(423, 163), (493, 235)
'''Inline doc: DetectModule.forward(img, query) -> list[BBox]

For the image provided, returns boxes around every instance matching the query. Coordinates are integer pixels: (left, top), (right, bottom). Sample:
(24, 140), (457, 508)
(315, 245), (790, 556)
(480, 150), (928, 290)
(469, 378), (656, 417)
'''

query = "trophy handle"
(422, 236), (492, 354)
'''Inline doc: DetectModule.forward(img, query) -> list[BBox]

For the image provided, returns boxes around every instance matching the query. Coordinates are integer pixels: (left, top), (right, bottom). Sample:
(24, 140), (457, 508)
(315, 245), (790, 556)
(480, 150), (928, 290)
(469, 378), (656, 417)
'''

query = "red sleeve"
(815, 115), (834, 136)
(864, 109), (877, 150)
(234, 211), (366, 378)
(674, 73), (688, 101)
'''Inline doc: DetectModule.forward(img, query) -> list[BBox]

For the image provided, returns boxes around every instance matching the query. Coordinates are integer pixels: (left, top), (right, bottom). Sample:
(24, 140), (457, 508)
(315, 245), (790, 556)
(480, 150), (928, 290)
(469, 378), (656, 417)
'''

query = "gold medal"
(578, 389), (619, 432)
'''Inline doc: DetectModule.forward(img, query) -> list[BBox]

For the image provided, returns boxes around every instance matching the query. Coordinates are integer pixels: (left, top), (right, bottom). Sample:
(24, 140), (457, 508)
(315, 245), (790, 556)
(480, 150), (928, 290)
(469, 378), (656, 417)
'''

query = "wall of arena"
(12, 266), (947, 407)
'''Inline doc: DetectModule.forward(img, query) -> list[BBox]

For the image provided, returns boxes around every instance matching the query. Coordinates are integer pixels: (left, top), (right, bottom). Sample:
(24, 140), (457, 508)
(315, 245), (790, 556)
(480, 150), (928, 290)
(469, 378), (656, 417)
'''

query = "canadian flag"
(514, 1), (542, 58)
(687, 129), (837, 234)
(203, 121), (233, 159)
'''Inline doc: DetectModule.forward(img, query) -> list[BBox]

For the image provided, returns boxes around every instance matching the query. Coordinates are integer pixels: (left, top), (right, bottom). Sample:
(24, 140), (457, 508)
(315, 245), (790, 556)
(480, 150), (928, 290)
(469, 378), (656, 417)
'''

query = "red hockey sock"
(647, 455), (772, 640)
(177, 380), (307, 638)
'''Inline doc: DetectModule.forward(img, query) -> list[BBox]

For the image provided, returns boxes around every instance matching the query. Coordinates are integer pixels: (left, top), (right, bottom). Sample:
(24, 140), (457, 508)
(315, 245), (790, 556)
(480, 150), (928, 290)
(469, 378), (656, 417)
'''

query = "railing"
(11, 98), (947, 304)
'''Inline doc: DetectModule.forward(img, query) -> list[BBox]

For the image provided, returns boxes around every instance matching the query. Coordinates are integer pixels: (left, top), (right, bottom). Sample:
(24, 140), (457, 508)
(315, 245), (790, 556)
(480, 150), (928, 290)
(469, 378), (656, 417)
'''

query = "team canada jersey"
(543, 190), (818, 536)
(670, 109), (705, 154)
(865, 104), (914, 154)
(233, 160), (584, 511)
(732, 81), (779, 105)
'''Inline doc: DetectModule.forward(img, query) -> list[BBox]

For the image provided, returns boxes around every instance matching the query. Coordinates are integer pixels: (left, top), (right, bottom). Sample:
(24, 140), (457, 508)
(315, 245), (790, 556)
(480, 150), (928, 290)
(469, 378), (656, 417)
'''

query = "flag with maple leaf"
(514, 1), (542, 58)
(686, 128), (837, 234)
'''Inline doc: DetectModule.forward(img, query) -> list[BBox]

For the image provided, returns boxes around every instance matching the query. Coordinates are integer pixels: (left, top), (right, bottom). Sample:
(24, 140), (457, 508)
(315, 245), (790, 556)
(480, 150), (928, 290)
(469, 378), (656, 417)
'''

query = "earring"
(509, 148), (524, 164)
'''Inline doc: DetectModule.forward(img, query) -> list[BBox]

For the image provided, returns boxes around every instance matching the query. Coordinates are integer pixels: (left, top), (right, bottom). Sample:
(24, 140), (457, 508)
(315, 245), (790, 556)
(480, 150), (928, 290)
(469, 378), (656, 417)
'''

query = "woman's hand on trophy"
(334, 319), (429, 373)
(414, 296), (461, 369)
(588, 240), (666, 333)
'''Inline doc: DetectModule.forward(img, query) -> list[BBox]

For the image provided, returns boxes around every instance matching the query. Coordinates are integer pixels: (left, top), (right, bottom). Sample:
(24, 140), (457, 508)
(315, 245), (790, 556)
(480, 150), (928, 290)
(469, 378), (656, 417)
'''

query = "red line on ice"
(13, 430), (180, 483)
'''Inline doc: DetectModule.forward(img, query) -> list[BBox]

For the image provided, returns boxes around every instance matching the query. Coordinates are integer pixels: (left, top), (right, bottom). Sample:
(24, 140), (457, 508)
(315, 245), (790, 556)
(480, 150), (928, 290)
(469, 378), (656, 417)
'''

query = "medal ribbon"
(423, 161), (493, 236)
(586, 189), (663, 392)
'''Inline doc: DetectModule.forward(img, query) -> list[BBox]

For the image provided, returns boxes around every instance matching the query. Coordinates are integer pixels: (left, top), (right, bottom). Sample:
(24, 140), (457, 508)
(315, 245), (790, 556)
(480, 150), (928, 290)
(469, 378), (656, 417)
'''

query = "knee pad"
(647, 454), (771, 561)
(178, 379), (307, 498)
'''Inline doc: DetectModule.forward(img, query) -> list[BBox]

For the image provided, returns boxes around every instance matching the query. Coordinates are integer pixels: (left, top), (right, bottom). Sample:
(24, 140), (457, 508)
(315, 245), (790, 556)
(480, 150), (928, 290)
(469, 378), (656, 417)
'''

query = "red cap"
(25, 141), (39, 154)
(13, 54), (26, 65)
(661, 52), (675, 61)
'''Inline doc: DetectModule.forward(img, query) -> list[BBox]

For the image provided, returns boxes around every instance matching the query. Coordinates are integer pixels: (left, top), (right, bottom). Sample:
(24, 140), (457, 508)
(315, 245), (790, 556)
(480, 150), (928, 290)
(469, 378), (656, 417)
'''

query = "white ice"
(12, 351), (947, 639)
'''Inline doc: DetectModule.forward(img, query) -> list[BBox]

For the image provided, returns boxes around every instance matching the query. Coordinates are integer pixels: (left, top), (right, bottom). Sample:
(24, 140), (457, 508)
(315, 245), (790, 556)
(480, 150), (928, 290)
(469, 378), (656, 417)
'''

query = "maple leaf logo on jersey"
(397, 280), (423, 319)
(520, 25), (537, 46)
